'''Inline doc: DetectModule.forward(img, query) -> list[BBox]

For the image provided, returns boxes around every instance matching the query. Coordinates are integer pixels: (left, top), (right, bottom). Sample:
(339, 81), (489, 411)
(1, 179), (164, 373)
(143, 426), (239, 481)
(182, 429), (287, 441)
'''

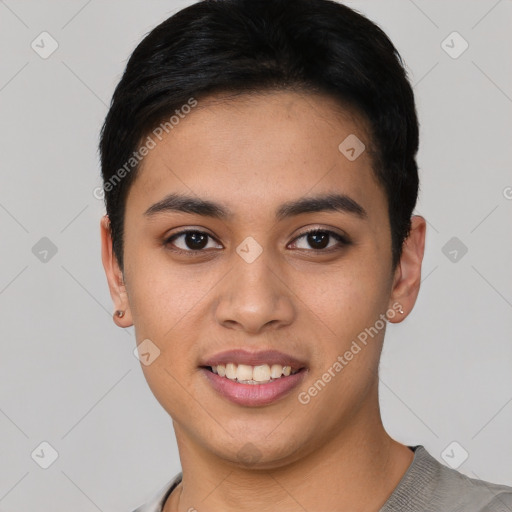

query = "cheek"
(302, 259), (388, 338)
(293, 256), (391, 395)
(126, 262), (206, 415)
(124, 244), (205, 336)
(295, 265), (388, 413)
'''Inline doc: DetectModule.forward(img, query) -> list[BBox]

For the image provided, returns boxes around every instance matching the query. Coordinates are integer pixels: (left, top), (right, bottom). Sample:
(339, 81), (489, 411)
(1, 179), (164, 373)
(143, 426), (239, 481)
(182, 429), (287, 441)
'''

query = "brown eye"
(165, 230), (222, 252)
(289, 229), (349, 251)
(306, 231), (330, 249)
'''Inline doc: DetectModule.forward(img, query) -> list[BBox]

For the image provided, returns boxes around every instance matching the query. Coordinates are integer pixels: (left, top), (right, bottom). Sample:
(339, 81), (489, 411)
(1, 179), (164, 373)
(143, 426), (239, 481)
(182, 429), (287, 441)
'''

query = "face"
(102, 90), (422, 469)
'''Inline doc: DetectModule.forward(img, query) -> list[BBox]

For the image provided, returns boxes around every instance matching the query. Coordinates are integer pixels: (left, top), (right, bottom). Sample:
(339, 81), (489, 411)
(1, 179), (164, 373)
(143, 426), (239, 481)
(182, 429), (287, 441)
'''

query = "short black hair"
(99, 0), (419, 272)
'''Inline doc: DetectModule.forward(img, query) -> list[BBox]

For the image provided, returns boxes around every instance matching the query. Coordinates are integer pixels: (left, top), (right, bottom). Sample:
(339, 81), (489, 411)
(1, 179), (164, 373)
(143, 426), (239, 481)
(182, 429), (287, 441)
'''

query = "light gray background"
(0, 0), (511, 510)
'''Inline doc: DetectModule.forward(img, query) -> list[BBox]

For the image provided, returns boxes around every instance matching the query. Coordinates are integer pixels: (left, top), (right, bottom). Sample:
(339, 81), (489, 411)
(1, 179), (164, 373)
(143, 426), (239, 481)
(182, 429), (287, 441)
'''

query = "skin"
(101, 90), (426, 512)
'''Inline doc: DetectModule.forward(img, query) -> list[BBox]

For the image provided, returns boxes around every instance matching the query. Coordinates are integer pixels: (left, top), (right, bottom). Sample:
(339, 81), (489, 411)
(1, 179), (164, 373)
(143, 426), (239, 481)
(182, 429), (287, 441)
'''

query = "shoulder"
(131, 472), (182, 512)
(436, 463), (512, 512)
(482, 493), (512, 512)
(381, 445), (512, 512)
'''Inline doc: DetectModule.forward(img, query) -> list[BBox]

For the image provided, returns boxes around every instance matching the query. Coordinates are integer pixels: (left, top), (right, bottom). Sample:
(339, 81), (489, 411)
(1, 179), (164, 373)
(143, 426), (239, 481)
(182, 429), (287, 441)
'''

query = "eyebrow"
(144, 193), (230, 219)
(276, 193), (366, 221)
(144, 192), (367, 220)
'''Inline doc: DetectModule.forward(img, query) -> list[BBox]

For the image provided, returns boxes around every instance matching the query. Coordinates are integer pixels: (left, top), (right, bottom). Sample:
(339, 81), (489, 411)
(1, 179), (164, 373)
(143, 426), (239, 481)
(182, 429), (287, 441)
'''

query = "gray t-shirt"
(132, 445), (512, 511)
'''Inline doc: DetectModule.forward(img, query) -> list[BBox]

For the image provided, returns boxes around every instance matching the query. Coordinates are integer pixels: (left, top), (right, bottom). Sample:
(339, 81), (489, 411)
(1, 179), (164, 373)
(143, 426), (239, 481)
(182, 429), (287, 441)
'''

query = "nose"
(214, 250), (295, 334)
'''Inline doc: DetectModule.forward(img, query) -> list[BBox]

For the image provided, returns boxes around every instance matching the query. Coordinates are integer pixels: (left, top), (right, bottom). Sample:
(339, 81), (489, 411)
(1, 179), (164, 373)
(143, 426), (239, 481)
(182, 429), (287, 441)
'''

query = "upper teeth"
(211, 363), (298, 383)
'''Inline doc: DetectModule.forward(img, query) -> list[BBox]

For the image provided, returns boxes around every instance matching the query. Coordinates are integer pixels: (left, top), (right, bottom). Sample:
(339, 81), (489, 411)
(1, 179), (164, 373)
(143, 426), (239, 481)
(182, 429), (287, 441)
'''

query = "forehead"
(126, 90), (385, 219)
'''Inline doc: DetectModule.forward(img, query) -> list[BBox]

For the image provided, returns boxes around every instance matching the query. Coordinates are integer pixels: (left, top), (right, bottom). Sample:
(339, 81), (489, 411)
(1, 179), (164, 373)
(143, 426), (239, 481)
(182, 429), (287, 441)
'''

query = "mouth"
(204, 362), (301, 384)
(199, 349), (308, 407)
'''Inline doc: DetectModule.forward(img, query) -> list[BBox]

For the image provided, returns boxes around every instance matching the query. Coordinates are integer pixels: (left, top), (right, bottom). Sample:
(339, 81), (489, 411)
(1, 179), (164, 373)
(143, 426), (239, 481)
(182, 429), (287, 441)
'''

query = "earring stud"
(114, 310), (125, 319)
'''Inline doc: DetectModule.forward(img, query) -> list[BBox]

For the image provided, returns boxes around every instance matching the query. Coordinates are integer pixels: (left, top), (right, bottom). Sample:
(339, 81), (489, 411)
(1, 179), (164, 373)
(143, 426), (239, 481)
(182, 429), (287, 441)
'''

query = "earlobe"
(387, 215), (426, 323)
(100, 215), (133, 327)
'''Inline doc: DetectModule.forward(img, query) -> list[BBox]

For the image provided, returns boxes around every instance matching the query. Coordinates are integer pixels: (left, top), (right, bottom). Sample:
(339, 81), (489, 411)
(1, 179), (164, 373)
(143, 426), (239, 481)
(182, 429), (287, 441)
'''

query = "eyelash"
(163, 228), (350, 255)
(289, 228), (350, 252)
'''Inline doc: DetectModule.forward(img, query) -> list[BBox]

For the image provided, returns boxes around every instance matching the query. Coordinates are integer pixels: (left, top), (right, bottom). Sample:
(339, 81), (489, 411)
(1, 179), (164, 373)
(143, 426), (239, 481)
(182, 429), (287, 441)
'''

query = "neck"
(165, 397), (414, 512)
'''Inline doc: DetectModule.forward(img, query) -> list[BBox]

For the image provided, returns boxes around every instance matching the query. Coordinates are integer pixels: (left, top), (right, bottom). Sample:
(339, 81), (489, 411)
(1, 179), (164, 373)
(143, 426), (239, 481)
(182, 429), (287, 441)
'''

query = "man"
(99, 0), (512, 510)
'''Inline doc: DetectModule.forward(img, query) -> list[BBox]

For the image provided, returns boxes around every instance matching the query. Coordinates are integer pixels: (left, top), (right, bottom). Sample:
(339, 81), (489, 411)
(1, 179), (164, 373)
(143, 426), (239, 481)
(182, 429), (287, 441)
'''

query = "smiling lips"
(200, 349), (308, 406)
(211, 362), (298, 384)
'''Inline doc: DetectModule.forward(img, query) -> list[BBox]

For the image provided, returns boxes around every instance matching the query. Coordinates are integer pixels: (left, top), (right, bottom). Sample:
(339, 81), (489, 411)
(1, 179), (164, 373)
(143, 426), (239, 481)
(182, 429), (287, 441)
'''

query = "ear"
(100, 215), (133, 327)
(387, 215), (426, 323)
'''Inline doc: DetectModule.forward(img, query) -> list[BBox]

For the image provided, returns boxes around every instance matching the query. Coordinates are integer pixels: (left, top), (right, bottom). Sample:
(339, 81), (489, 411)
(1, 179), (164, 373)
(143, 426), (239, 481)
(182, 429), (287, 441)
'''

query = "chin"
(200, 429), (313, 470)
